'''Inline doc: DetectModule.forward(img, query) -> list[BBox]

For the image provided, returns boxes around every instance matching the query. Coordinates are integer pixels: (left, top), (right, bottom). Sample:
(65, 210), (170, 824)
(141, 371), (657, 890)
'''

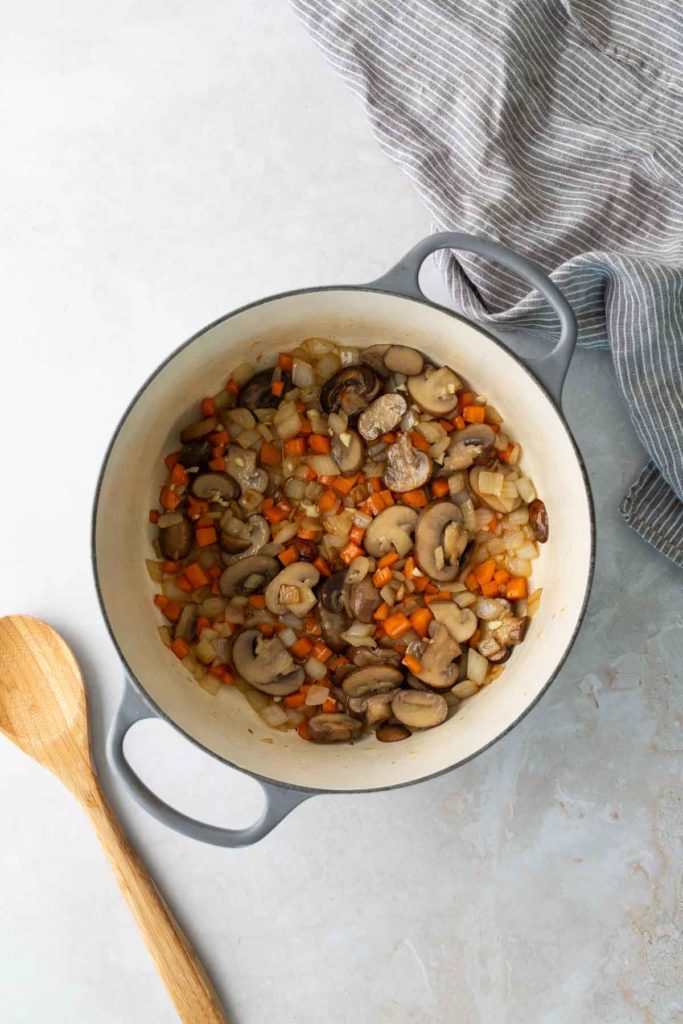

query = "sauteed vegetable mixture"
(146, 339), (547, 744)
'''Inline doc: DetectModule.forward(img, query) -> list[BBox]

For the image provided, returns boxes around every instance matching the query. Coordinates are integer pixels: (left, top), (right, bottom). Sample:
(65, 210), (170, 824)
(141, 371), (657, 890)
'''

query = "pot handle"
(369, 232), (578, 406)
(107, 676), (311, 847)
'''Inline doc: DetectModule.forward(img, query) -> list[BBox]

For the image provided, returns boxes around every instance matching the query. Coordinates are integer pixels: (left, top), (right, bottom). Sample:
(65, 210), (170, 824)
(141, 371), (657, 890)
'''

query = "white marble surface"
(1, 2), (681, 1022)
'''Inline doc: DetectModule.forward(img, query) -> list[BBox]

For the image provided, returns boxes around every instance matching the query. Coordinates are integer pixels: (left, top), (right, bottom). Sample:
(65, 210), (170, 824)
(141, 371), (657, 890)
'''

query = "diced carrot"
(210, 581), (220, 595)
(208, 664), (226, 679)
(480, 580), (499, 597)
(328, 654), (349, 671)
(425, 591), (453, 604)
(499, 443), (515, 465)
(211, 446), (225, 459)
(283, 690), (307, 709)
(373, 601), (390, 621)
(171, 637), (191, 659)
(149, 509), (160, 524)
(349, 524), (366, 545)
(195, 526), (217, 547)
(208, 457), (227, 471)
(284, 437), (306, 457)
(372, 566), (393, 588)
(458, 390), (475, 413)
(271, 380), (285, 397)
(209, 430), (230, 445)
(494, 569), (510, 585)
(291, 637), (314, 659)
(195, 514), (214, 528)
(465, 572), (480, 592)
(410, 431), (431, 452)
(506, 577), (528, 600)
(425, 582), (440, 594)
(488, 517), (499, 533)
(297, 719), (311, 740)
(313, 556), (331, 577)
(321, 697), (338, 714)
(278, 545), (299, 566)
(410, 607), (433, 638)
(490, 423), (500, 433)
(258, 623), (276, 637)
(154, 594), (169, 609)
(303, 615), (322, 637)
(474, 558), (496, 585)
(318, 488), (339, 513)
(196, 616), (211, 635)
(331, 474), (358, 495)
(264, 505), (289, 525)
(402, 653), (423, 675)
(367, 477), (383, 493)
(278, 352), (293, 372)
(297, 527), (321, 540)
(378, 551), (399, 570)
(298, 417), (313, 435)
(394, 643), (407, 657)
(308, 434), (331, 454)
(469, 629), (481, 648)
(225, 378), (240, 395)
(162, 599), (182, 623)
(248, 594), (266, 608)
(160, 486), (181, 511)
(206, 565), (222, 580)
(186, 496), (209, 519)
(439, 419), (455, 433)
(311, 641), (332, 663)
(169, 463), (187, 488)
(222, 668), (236, 685)
(174, 573), (193, 593)
(413, 574), (430, 593)
(383, 613), (412, 639)
(453, 415), (466, 431)
(201, 397), (216, 417)
(378, 490), (395, 507)
(401, 488), (428, 508)
(259, 441), (282, 466)
(367, 493), (386, 516)
(339, 541), (364, 565)
(162, 560), (182, 573)
(431, 478), (450, 498)
(185, 562), (210, 589)
(295, 401), (307, 414)
(164, 451), (181, 470)
(463, 405), (486, 424)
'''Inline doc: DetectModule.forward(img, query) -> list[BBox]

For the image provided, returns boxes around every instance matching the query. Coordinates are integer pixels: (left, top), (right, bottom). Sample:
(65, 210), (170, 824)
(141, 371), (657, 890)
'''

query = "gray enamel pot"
(93, 233), (594, 847)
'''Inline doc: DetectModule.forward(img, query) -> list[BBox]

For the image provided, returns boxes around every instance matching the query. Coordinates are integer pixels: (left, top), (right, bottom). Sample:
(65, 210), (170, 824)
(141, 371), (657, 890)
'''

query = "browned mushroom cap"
(469, 466), (522, 514)
(431, 603), (478, 643)
(238, 368), (280, 410)
(174, 604), (198, 643)
(232, 630), (304, 695)
(414, 624), (461, 689)
(320, 571), (347, 612)
(220, 514), (270, 565)
(320, 365), (381, 416)
(158, 516), (193, 561)
(528, 499), (549, 542)
(443, 424), (496, 471)
(308, 713), (363, 743)
(415, 503), (468, 582)
(391, 690), (448, 729)
(376, 723), (411, 742)
(318, 605), (350, 653)
(345, 577), (380, 623)
(351, 646), (402, 668)
(180, 416), (218, 443)
(361, 345), (390, 377)
(384, 345), (424, 376)
(347, 691), (397, 727)
(358, 393), (407, 442)
(225, 447), (268, 494)
(384, 433), (433, 492)
(331, 429), (365, 475)
(406, 366), (462, 416)
(178, 440), (213, 468)
(363, 505), (418, 557)
(493, 616), (529, 646)
(191, 472), (239, 502)
(219, 554), (279, 597)
(341, 665), (404, 697)
(265, 561), (320, 617)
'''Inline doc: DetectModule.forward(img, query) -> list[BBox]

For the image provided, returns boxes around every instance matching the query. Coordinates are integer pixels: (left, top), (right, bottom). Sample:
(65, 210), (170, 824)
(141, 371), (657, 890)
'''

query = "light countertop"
(1, 2), (681, 1022)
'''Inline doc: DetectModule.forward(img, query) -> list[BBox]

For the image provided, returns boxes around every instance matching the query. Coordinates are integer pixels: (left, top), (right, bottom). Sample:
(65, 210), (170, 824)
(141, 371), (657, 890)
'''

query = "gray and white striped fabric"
(291, 0), (683, 567)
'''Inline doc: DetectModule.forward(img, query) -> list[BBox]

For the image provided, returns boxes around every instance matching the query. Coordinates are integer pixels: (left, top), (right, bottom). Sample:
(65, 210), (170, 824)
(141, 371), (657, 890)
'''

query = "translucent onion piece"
(260, 703), (289, 727)
(305, 683), (330, 705)
(507, 556), (532, 577)
(292, 359), (315, 388)
(516, 476), (537, 503)
(304, 657), (328, 681)
(467, 648), (489, 685)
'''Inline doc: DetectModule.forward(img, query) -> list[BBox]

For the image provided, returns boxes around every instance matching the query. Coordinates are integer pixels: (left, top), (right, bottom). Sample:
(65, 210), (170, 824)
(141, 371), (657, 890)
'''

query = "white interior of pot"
(95, 289), (592, 792)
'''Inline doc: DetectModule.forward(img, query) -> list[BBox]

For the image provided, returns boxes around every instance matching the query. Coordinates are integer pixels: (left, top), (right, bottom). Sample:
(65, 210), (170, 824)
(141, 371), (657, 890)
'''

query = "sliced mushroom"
(331, 429), (365, 475)
(320, 571), (347, 613)
(237, 368), (279, 410)
(265, 562), (320, 617)
(351, 646), (402, 668)
(220, 514), (270, 565)
(413, 624), (461, 690)
(345, 577), (380, 623)
(191, 472), (239, 502)
(376, 723), (411, 742)
(493, 616), (529, 647)
(219, 554), (279, 597)
(358, 393), (407, 442)
(528, 499), (549, 543)
(391, 690), (448, 729)
(414, 503), (468, 581)
(347, 691), (397, 727)
(477, 634), (503, 659)
(488, 646), (512, 664)
(384, 345), (424, 376)
(341, 665), (404, 697)
(158, 516), (193, 561)
(431, 603), (478, 643)
(320, 365), (381, 416)
(308, 713), (363, 744)
(232, 630), (304, 695)
(363, 504), (418, 557)
(360, 345), (390, 377)
(469, 466), (521, 514)
(406, 365), (462, 416)
(174, 604), (198, 643)
(178, 440), (213, 468)
(384, 433), (433, 492)
(180, 416), (218, 443)
(443, 424), (496, 471)
(225, 447), (268, 494)
(318, 605), (350, 653)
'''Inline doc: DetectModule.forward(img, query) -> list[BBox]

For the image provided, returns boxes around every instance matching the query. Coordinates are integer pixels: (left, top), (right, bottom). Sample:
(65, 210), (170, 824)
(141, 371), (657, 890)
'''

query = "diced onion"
(260, 703), (289, 727)
(467, 648), (489, 685)
(515, 476), (537, 503)
(302, 337), (335, 358)
(527, 588), (543, 617)
(504, 507), (530, 527)
(474, 597), (505, 621)
(452, 678), (480, 698)
(454, 590), (477, 608)
(304, 657), (328, 681)
(328, 411), (348, 434)
(292, 359), (315, 388)
(146, 559), (164, 583)
(515, 542), (539, 560)
(307, 454), (340, 477)
(316, 353), (342, 380)
(474, 509), (494, 531)
(227, 407), (256, 430)
(157, 511), (183, 529)
(273, 519), (299, 544)
(305, 682), (330, 704)
(478, 470), (504, 496)
(280, 612), (303, 629)
(460, 497), (476, 533)
(279, 627), (297, 648)
(380, 584), (396, 606)
(284, 477), (307, 502)
(231, 362), (255, 387)
(507, 556), (532, 577)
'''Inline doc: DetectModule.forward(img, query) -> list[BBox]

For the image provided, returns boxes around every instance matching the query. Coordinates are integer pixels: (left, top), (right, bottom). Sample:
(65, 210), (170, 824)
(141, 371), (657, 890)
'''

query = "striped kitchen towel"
(291, 0), (683, 567)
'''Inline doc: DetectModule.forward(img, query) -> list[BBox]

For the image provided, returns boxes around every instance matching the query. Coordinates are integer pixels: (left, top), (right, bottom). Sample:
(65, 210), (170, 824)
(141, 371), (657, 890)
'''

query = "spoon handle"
(81, 778), (227, 1024)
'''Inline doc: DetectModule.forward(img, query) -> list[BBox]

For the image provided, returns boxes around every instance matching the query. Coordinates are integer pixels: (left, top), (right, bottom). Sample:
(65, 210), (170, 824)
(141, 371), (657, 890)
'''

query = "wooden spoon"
(0, 614), (227, 1024)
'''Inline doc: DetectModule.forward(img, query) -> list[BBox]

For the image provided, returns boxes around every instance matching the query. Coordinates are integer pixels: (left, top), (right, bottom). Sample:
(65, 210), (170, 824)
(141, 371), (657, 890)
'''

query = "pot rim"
(91, 283), (596, 795)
